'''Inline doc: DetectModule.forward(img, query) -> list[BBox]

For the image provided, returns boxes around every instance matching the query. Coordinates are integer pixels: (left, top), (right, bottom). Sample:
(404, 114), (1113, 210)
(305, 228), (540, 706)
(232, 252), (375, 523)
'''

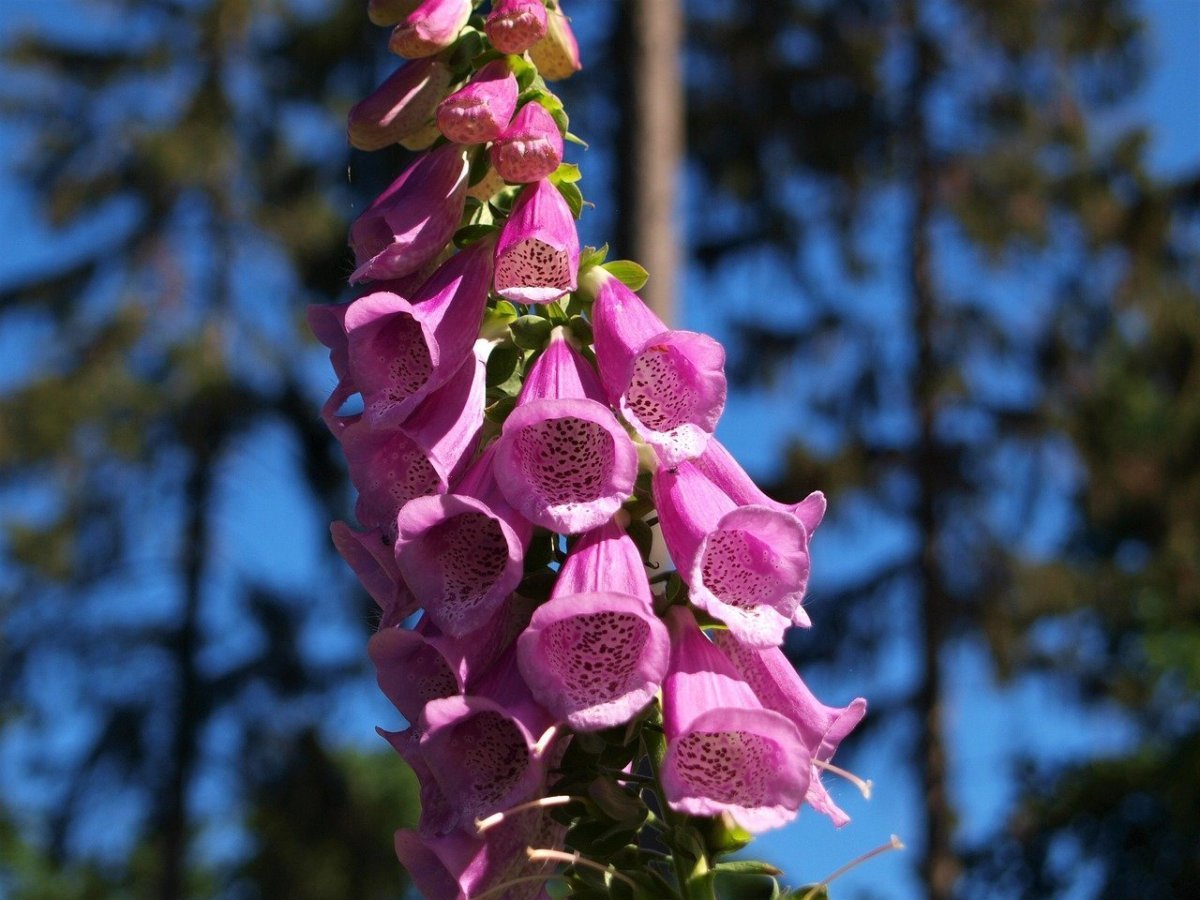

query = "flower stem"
(641, 724), (715, 900)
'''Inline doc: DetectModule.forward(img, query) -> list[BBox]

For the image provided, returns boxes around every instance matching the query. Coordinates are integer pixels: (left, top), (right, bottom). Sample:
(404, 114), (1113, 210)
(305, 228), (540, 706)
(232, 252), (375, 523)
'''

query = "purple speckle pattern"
(699, 530), (785, 610)
(541, 611), (648, 708)
(495, 238), (571, 298)
(625, 344), (696, 432)
(671, 729), (780, 806)
(419, 512), (509, 626)
(513, 416), (614, 510)
(367, 314), (432, 416)
(445, 710), (530, 819)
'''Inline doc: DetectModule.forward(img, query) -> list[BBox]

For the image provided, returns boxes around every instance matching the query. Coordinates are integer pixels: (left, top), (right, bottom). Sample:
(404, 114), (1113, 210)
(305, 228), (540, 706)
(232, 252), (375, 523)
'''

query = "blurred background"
(0, 1), (1197, 897)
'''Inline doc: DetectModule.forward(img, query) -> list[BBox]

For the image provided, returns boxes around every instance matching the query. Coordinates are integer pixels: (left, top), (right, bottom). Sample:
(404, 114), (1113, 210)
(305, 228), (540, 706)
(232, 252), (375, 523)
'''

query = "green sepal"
(711, 860), (782, 877)
(579, 242), (610, 272)
(555, 179), (585, 218)
(550, 162), (583, 184)
(587, 778), (647, 828)
(453, 222), (499, 248)
(625, 516), (655, 565)
(786, 885), (829, 900)
(507, 53), (539, 91)
(567, 314), (593, 345)
(564, 130), (589, 148)
(511, 314), (553, 350)
(601, 260), (650, 291)
(479, 301), (519, 339)
(701, 815), (755, 855)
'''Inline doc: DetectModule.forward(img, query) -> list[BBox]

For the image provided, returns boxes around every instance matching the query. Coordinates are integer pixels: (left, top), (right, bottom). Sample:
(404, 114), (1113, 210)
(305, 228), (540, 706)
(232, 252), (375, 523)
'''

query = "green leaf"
(712, 860), (782, 877)
(506, 54), (539, 91)
(567, 314), (593, 345)
(453, 223), (499, 248)
(480, 301), (518, 339)
(555, 179), (584, 218)
(485, 343), (521, 390)
(550, 162), (583, 184)
(579, 243), (609, 271)
(587, 778), (646, 827)
(484, 395), (517, 424)
(601, 260), (649, 291)
(511, 314), (553, 350)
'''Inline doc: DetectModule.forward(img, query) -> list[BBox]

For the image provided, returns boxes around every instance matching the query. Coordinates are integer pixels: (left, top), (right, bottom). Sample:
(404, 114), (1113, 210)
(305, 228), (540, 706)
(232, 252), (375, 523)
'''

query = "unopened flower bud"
(528, 1), (581, 81)
(347, 56), (453, 151)
(489, 101), (564, 184)
(485, 0), (548, 54)
(436, 60), (519, 144)
(389, 0), (470, 59)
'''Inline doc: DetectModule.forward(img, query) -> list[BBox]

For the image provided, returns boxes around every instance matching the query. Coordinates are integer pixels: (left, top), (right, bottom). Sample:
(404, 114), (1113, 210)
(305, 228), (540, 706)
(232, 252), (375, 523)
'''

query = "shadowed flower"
(711, 632), (867, 827)
(394, 444), (531, 636)
(345, 238), (493, 428)
(493, 179), (579, 304)
(330, 521), (419, 628)
(588, 267), (727, 465)
(661, 606), (810, 833)
(653, 461), (811, 647)
(517, 519), (668, 730)
(494, 329), (637, 533)
(348, 56), (453, 151)
(349, 143), (468, 284)
(489, 101), (564, 184)
(436, 60), (519, 145)
(340, 356), (484, 539)
(485, 0), (548, 54)
(388, 0), (471, 58)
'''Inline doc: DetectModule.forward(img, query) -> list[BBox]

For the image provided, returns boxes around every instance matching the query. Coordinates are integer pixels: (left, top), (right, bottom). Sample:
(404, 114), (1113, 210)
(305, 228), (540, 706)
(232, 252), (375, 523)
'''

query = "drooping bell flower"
(495, 329), (638, 533)
(661, 606), (810, 833)
(528, 0), (581, 81)
(394, 444), (531, 636)
(694, 437), (827, 534)
(368, 0), (422, 27)
(711, 631), (868, 827)
(345, 238), (492, 429)
(653, 461), (811, 647)
(394, 800), (565, 898)
(388, 0), (471, 58)
(436, 60), (519, 145)
(493, 179), (579, 304)
(348, 56), (453, 151)
(588, 267), (727, 465)
(484, 0), (548, 54)
(349, 143), (468, 284)
(370, 619), (462, 727)
(378, 726), (458, 837)
(489, 101), (564, 184)
(417, 648), (558, 833)
(330, 521), (419, 628)
(341, 355), (484, 539)
(307, 302), (356, 431)
(518, 519), (668, 731)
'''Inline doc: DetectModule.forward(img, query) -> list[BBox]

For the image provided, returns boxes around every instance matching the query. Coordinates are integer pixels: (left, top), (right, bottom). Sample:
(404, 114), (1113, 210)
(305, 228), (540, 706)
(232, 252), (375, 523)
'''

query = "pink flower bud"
(485, 0), (548, 54)
(348, 57), (454, 152)
(389, 0), (471, 59)
(493, 179), (579, 304)
(348, 143), (468, 284)
(528, 1), (581, 81)
(436, 60), (519, 145)
(489, 100), (564, 184)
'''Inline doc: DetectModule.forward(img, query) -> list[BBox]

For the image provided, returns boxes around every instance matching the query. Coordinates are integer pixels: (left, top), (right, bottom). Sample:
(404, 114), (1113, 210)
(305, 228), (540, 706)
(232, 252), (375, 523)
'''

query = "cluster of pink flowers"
(313, 2), (867, 895)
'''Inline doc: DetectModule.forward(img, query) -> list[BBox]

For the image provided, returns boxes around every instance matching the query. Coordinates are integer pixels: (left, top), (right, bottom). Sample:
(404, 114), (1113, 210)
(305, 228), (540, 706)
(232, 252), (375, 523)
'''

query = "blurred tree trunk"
(615, 0), (683, 326)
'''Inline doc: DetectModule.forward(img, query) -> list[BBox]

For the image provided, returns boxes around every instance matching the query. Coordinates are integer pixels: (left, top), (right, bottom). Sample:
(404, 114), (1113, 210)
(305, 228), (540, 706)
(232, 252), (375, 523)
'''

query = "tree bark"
(615, 0), (684, 327)
(902, 6), (961, 897)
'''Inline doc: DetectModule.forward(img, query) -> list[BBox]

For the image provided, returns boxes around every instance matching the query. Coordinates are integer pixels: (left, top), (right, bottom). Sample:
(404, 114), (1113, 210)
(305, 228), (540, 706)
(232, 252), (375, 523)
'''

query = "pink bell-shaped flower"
(436, 59), (519, 145)
(493, 179), (579, 304)
(369, 617), (462, 727)
(489, 101), (564, 184)
(694, 437), (827, 534)
(589, 267), (727, 465)
(344, 238), (492, 428)
(661, 606), (810, 833)
(494, 329), (638, 533)
(528, 0), (581, 81)
(711, 631), (868, 827)
(517, 519), (669, 731)
(484, 0), (548, 54)
(393, 799), (564, 898)
(348, 56), (453, 151)
(348, 143), (468, 284)
(394, 444), (532, 636)
(340, 355), (484, 539)
(653, 461), (811, 647)
(388, 0), (471, 59)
